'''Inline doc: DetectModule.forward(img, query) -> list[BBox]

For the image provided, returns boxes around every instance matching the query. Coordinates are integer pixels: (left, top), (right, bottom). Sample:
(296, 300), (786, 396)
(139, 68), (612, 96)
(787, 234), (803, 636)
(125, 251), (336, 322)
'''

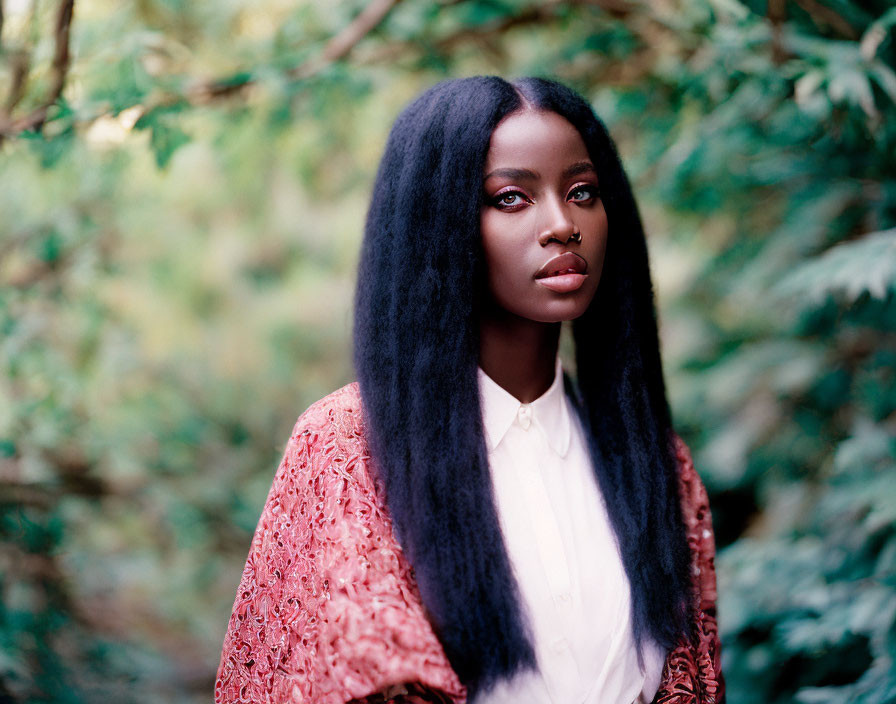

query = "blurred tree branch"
(3, 48), (29, 114)
(186, 0), (404, 103)
(359, 0), (634, 67)
(768, 0), (789, 64)
(1, 0), (35, 121)
(292, 0), (405, 78)
(0, 0), (881, 146)
(792, 0), (858, 40)
(0, 0), (405, 139)
(0, 0), (73, 144)
(0, 452), (107, 508)
(1, 0), (638, 141)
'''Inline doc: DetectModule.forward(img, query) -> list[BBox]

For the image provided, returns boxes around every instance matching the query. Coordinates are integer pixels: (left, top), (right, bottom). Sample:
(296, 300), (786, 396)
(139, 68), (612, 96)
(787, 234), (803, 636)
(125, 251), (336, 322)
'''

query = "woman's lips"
(534, 252), (588, 292)
(536, 273), (588, 292)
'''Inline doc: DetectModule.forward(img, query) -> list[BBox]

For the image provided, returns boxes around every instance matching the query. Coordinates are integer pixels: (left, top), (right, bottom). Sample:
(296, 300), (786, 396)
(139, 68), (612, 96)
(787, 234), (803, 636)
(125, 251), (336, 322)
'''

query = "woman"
(216, 76), (723, 704)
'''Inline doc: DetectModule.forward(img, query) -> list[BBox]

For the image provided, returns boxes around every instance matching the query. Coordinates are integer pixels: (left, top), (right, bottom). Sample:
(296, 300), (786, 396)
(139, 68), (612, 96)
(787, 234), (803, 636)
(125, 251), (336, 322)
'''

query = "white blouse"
(474, 358), (666, 704)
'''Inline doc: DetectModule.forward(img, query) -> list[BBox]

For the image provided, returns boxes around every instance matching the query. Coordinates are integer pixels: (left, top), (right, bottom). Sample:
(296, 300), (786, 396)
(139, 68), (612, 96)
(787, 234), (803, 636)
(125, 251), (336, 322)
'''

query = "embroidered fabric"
(215, 382), (724, 704)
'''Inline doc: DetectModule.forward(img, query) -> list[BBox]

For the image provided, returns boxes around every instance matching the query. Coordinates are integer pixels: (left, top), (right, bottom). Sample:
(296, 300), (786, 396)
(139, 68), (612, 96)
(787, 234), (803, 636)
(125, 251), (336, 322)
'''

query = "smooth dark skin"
(479, 109), (609, 403)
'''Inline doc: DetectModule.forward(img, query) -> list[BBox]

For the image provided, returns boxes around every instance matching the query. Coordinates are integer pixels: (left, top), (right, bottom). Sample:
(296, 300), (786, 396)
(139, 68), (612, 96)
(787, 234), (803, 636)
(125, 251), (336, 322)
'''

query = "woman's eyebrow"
(483, 162), (596, 181)
(483, 167), (538, 181)
(563, 161), (597, 178)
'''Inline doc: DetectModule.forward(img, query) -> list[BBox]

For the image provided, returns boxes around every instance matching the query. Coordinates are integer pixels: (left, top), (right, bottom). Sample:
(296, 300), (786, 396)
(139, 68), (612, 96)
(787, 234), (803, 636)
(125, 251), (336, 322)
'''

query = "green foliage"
(776, 228), (896, 303)
(1, 0), (895, 702)
(134, 104), (191, 167)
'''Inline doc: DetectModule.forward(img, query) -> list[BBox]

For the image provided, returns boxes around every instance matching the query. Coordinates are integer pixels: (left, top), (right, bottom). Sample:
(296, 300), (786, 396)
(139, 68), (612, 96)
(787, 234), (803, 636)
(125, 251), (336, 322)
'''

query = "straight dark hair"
(353, 75), (691, 697)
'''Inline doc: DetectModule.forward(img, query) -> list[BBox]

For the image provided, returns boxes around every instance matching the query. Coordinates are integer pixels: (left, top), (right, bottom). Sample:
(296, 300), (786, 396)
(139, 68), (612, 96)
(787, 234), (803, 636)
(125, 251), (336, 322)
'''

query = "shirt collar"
(477, 356), (571, 457)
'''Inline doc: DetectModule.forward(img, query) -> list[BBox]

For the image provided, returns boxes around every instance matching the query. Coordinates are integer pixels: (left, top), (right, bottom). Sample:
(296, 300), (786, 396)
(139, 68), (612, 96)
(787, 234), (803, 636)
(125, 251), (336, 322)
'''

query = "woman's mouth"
(534, 252), (588, 292)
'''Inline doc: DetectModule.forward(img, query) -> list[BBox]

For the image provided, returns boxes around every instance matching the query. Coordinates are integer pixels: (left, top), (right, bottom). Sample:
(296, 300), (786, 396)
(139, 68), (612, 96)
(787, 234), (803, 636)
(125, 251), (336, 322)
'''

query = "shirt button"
(517, 404), (532, 430)
(558, 592), (571, 604)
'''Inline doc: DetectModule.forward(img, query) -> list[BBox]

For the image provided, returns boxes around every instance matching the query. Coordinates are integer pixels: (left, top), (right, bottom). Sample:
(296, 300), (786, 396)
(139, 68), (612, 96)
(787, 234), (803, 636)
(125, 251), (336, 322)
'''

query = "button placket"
(511, 430), (573, 613)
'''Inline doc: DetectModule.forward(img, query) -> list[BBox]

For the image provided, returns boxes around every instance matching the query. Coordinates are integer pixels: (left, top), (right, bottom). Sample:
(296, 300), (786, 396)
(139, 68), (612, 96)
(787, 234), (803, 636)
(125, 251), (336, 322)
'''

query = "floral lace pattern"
(653, 436), (725, 704)
(215, 383), (723, 704)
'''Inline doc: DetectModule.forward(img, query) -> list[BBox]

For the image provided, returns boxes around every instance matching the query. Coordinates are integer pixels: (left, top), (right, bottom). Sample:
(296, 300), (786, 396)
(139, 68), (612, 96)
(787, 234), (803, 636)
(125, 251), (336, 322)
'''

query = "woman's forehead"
(483, 110), (593, 177)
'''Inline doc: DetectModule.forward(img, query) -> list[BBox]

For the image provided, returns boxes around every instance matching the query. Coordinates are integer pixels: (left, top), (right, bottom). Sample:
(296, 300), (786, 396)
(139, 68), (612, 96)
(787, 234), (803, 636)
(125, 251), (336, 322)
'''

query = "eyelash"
(568, 184), (599, 202)
(492, 190), (529, 208)
(490, 184), (599, 210)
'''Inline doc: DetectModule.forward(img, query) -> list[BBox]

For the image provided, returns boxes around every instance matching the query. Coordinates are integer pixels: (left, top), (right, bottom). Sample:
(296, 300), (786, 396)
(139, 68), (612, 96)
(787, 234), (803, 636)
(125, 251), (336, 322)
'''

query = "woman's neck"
(479, 313), (560, 403)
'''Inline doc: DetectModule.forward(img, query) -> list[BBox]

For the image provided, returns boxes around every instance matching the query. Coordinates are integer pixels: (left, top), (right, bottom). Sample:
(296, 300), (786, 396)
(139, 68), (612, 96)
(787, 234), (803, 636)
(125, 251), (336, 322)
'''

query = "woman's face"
(480, 109), (608, 324)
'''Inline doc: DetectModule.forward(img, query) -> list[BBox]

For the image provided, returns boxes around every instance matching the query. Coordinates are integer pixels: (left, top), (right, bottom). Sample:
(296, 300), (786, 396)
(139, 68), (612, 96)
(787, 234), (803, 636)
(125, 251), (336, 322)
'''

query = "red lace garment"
(215, 383), (724, 704)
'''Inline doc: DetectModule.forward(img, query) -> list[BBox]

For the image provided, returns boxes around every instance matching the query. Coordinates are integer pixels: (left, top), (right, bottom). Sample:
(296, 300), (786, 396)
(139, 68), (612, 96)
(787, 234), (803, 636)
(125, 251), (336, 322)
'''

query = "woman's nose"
(537, 198), (578, 246)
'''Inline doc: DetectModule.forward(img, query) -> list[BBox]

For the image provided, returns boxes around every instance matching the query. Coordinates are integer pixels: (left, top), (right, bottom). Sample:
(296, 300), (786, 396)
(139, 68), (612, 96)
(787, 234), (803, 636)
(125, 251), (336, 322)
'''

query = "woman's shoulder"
(272, 381), (381, 494)
(218, 380), (465, 704)
(280, 381), (371, 463)
(291, 380), (364, 433)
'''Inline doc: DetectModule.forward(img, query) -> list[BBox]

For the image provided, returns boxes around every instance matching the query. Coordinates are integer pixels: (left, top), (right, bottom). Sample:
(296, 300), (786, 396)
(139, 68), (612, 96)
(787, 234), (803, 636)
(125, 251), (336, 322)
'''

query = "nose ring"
(570, 229), (582, 244)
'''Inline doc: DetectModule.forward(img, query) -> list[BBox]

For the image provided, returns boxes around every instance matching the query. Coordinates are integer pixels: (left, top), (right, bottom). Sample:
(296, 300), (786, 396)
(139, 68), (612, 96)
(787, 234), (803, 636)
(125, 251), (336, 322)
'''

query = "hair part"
(354, 75), (691, 696)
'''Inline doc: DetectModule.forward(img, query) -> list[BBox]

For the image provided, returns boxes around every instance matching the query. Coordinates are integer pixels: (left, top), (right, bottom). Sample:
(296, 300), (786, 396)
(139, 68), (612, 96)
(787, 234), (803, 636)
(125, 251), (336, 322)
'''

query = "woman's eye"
(568, 185), (598, 202)
(493, 191), (528, 208)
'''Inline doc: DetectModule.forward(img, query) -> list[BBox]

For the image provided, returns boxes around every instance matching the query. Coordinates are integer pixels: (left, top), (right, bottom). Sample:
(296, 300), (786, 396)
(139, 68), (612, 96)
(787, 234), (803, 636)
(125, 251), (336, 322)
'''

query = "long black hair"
(353, 76), (691, 697)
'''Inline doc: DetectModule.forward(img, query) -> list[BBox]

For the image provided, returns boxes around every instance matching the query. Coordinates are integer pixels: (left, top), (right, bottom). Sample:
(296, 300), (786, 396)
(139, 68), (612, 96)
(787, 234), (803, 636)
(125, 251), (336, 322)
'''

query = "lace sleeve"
(215, 385), (465, 704)
(653, 436), (725, 704)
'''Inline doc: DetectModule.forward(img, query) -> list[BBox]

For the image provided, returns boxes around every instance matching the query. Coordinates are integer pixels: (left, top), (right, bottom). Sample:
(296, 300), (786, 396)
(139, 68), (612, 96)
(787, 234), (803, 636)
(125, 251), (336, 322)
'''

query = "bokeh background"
(1, 0), (895, 702)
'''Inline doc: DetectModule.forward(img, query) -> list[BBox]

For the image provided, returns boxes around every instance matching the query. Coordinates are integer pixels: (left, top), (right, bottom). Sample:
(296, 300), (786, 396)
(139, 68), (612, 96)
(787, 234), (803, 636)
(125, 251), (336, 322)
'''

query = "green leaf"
(133, 106), (192, 168)
(774, 229), (896, 305)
